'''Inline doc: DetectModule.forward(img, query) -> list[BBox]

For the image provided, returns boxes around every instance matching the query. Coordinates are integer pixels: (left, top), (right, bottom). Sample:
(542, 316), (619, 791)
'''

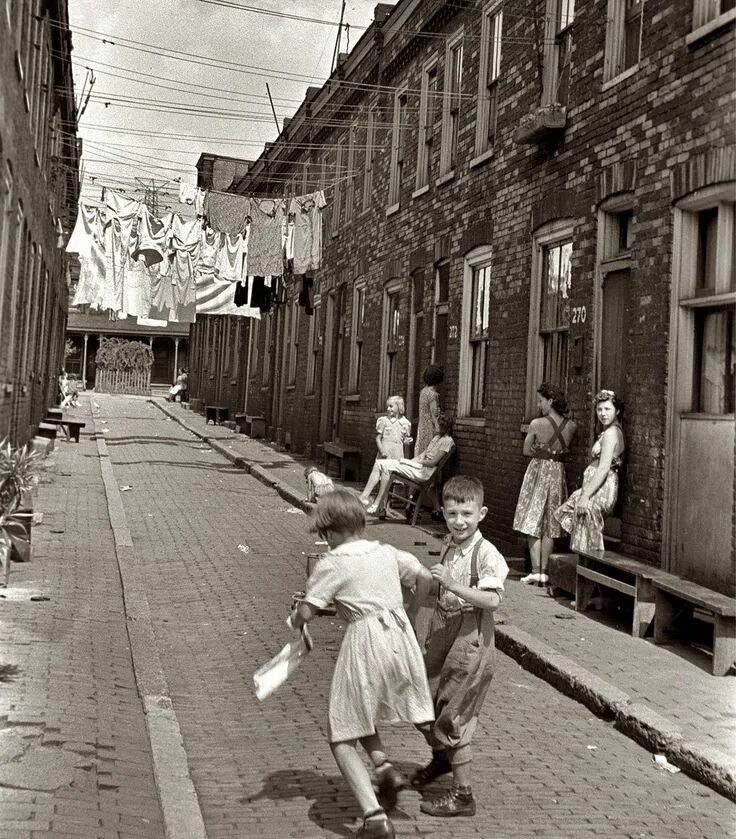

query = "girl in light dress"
(554, 389), (626, 553)
(290, 490), (434, 839)
(414, 365), (443, 456)
(359, 395), (413, 509)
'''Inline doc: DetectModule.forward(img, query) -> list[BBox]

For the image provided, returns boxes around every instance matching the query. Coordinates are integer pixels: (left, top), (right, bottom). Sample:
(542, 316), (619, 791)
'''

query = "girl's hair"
(594, 389), (625, 423)
(437, 412), (454, 437)
(304, 465), (318, 477)
(309, 489), (366, 536)
(537, 382), (568, 415)
(423, 364), (445, 386)
(387, 395), (405, 415)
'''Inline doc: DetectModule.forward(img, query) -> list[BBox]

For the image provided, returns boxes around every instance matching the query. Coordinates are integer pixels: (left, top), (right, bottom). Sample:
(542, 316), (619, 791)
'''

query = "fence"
(95, 368), (151, 395)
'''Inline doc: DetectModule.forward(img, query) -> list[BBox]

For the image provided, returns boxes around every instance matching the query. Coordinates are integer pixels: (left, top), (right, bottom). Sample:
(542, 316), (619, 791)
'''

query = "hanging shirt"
(214, 232), (247, 283)
(204, 191), (250, 235)
(168, 215), (201, 323)
(290, 191), (326, 274)
(102, 189), (141, 315)
(66, 202), (99, 259)
(70, 207), (106, 309)
(247, 198), (285, 276)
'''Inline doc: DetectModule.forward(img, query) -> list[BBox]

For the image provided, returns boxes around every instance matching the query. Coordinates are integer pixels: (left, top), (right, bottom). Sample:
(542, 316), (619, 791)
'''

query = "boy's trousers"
(421, 605), (496, 764)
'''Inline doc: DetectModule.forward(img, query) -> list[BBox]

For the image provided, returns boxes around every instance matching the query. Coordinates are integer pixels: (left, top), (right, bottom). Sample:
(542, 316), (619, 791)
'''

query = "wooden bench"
(36, 422), (58, 447)
(44, 417), (86, 443)
(205, 405), (230, 425)
(47, 407), (63, 421)
(323, 441), (360, 481)
(244, 415), (266, 439)
(576, 548), (659, 638)
(386, 444), (456, 526)
(653, 575), (736, 676)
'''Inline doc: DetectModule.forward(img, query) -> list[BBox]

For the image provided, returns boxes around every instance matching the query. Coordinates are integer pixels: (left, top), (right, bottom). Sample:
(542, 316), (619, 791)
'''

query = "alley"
(2, 394), (731, 839)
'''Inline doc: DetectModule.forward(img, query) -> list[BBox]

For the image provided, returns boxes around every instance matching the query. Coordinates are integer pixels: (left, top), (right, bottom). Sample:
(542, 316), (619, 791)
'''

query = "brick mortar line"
(153, 399), (736, 803)
(92, 415), (209, 839)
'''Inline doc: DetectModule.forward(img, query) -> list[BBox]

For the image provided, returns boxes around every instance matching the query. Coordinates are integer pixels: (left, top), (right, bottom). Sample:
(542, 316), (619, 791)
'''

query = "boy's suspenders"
(439, 540), (485, 635)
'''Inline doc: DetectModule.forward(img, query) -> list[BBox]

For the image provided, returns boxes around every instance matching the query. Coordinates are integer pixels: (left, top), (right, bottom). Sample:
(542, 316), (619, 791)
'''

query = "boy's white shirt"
(437, 529), (509, 612)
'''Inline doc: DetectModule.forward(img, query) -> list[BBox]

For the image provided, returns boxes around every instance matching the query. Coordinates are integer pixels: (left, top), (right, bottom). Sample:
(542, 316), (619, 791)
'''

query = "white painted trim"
(458, 246), (493, 418)
(686, 7), (736, 45)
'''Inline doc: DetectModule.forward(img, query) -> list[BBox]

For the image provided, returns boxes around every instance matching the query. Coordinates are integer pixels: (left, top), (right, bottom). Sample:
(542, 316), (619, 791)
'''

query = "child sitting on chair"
(359, 395), (413, 509)
(366, 414), (454, 517)
(304, 465), (335, 503)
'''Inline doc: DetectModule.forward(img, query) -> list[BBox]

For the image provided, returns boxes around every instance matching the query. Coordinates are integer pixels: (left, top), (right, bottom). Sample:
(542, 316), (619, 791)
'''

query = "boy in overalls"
(412, 475), (508, 817)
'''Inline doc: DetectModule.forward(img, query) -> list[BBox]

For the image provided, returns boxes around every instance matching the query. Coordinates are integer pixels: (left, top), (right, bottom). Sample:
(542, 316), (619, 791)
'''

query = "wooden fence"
(95, 368), (151, 395)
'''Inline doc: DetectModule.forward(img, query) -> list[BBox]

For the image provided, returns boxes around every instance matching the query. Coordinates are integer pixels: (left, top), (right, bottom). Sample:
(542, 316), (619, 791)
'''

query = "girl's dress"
(415, 386), (440, 456)
(303, 539), (434, 743)
(376, 414), (412, 459)
(554, 430), (624, 552)
(513, 415), (571, 539)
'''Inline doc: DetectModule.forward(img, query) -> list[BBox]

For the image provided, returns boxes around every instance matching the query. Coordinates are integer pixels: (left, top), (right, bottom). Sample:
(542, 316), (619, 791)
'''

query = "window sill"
(686, 9), (736, 46)
(436, 171), (455, 188)
(261, 385), (270, 391)
(601, 64), (639, 92)
(412, 184), (430, 200)
(344, 393), (361, 403)
(286, 384), (296, 391)
(305, 392), (315, 399)
(455, 416), (486, 428)
(469, 149), (495, 169)
(385, 202), (400, 217)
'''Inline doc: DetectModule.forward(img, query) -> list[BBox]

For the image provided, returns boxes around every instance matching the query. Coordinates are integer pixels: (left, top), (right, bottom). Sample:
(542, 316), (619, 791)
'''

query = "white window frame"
(378, 279), (403, 406)
(306, 295), (320, 395)
(7, 201), (25, 372)
(416, 55), (438, 192)
(333, 132), (347, 232)
(388, 85), (408, 211)
(249, 318), (260, 380)
(0, 162), (13, 336)
(345, 121), (356, 223)
(458, 246), (493, 417)
(363, 102), (377, 211)
(525, 219), (574, 418)
(691, 0), (736, 37)
(262, 310), (273, 386)
(348, 279), (366, 394)
(603, 0), (644, 85)
(440, 29), (464, 178)
(475, 3), (503, 158)
(286, 297), (299, 387)
(542, 0), (575, 107)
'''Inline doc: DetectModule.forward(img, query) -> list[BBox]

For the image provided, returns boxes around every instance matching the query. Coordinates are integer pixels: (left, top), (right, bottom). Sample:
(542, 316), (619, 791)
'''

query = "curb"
(153, 399), (736, 803)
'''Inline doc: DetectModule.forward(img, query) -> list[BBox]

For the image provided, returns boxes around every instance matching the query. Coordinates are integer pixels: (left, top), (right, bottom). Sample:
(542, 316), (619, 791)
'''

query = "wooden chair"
(385, 444), (456, 525)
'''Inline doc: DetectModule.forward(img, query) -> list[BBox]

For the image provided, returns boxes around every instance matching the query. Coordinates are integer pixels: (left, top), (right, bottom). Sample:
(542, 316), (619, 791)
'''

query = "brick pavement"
(1, 394), (732, 839)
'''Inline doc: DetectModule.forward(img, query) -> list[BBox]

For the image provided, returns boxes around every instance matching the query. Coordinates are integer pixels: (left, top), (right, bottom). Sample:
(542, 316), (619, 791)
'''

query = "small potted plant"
(0, 439), (40, 587)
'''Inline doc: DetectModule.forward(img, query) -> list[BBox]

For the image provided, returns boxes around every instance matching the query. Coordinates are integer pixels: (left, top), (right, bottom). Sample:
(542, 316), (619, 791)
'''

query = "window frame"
(306, 294), (321, 395)
(262, 310), (273, 387)
(603, 0), (644, 85)
(378, 278), (403, 406)
(286, 296), (299, 387)
(458, 246), (493, 417)
(475, 3), (503, 158)
(525, 219), (575, 419)
(542, 0), (575, 107)
(345, 121), (357, 224)
(416, 55), (439, 192)
(388, 84), (409, 211)
(348, 279), (367, 395)
(440, 29), (464, 178)
(362, 101), (377, 212)
(691, 0), (736, 36)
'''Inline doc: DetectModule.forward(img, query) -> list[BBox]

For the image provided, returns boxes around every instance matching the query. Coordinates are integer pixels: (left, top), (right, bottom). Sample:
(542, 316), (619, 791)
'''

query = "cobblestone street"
(0, 395), (733, 838)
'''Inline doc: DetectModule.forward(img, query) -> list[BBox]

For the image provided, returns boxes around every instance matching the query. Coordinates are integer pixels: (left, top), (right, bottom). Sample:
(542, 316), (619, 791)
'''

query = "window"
(6, 202), (25, 372)
(345, 122), (356, 223)
(543, 0), (575, 106)
(526, 222), (573, 416)
(388, 87), (408, 208)
(286, 298), (299, 386)
(348, 280), (366, 393)
(262, 311), (273, 386)
(475, 4), (503, 156)
(363, 103), (377, 211)
(306, 297), (320, 395)
(379, 282), (402, 404)
(433, 260), (450, 368)
(604, 0), (643, 82)
(692, 0), (735, 31)
(440, 31), (464, 177)
(0, 162), (13, 333)
(249, 318), (259, 379)
(416, 58), (438, 191)
(458, 248), (493, 416)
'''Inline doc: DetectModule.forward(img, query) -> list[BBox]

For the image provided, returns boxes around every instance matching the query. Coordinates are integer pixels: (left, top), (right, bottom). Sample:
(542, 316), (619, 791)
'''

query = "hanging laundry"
(66, 202), (99, 259)
(194, 227), (238, 316)
(168, 214), (201, 323)
(290, 191), (326, 274)
(297, 274), (314, 315)
(101, 189), (141, 316)
(247, 198), (286, 277)
(179, 182), (206, 216)
(69, 205), (106, 309)
(132, 206), (168, 267)
(204, 191), (251, 235)
(250, 276), (274, 313)
(214, 232), (247, 284)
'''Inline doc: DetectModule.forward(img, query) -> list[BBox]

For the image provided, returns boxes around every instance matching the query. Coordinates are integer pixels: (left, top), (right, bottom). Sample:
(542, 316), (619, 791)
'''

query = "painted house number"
(448, 325), (458, 339)
(571, 306), (587, 324)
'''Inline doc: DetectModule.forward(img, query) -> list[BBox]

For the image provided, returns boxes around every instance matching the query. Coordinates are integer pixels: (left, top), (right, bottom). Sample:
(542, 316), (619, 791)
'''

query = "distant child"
(304, 465), (335, 503)
(290, 490), (435, 838)
(409, 475), (508, 818)
(359, 395), (413, 508)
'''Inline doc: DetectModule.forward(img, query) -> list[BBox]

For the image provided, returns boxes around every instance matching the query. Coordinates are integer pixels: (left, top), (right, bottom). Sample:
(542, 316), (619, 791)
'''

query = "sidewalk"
(155, 398), (736, 802)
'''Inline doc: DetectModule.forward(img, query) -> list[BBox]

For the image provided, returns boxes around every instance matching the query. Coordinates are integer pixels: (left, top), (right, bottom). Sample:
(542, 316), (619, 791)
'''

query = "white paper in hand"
(253, 626), (313, 701)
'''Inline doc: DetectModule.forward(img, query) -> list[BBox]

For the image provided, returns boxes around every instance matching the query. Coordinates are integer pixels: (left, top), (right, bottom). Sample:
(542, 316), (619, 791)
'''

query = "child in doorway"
(304, 465), (335, 504)
(359, 395), (413, 508)
(408, 475), (508, 818)
(290, 490), (435, 838)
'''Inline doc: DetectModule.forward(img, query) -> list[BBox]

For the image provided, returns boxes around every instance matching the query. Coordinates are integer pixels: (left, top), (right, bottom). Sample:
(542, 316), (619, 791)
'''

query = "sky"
(68, 0), (380, 212)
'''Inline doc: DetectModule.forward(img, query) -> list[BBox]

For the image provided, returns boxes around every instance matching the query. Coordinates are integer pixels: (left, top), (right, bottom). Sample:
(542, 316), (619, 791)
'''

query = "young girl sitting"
(359, 395), (412, 508)
(290, 490), (434, 839)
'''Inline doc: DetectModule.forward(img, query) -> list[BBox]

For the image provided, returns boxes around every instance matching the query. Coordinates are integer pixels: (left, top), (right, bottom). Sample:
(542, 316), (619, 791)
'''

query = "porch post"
(173, 337), (180, 384)
(81, 333), (89, 389)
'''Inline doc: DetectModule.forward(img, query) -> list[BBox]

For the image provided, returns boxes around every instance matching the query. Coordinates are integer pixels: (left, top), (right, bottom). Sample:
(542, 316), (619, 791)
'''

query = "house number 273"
(571, 306), (587, 324)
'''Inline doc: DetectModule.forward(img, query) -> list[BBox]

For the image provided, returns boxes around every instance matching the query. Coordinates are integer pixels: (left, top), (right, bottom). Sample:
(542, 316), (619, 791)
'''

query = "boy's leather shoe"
(376, 765), (407, 811)
(410, 754), (452, 787)
(356, 815), (395, 838)
(420, 788), (476, 817)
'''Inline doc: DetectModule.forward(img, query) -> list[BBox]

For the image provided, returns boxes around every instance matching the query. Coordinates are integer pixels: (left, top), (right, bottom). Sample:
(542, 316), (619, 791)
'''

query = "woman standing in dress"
(554, 389), (625, 553)
(513, 384), (577, 585)
(415, 365), (444, 456)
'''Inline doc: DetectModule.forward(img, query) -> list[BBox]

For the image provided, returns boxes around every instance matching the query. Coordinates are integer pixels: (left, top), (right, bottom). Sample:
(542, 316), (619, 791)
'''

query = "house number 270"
(571, 306), (587, 324)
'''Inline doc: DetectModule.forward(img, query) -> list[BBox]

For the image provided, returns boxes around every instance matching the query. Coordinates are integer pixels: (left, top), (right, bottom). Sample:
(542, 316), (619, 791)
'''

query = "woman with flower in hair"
(554, 389), (625, 553)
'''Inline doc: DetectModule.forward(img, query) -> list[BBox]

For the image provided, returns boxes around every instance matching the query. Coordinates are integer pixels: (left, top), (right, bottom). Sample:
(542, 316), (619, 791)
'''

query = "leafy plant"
(0, 439), (40, 517)
(95, 337), (153, 371)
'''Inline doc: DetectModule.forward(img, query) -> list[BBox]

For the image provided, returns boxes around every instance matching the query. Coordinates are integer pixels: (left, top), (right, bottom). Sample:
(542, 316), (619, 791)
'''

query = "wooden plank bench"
(36, 422), (58, 449)
(44, 417), (86, 443)
(244, 415), (266, 439)
(205, 405), (229, 425)
(323, 441), (360, 481)
(653, 574), (736, 676)
(576, 548), (660, 638)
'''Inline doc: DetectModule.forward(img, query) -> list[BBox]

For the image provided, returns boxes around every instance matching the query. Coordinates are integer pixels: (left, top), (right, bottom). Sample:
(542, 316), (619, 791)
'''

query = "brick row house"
(0, 2), (80, 442)
(189, 0), (735, 595)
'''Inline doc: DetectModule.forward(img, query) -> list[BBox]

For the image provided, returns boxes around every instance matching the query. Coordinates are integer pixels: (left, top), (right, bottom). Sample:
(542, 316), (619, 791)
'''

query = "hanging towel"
(247, 198), (285, 276)
(204, 191), (251, 235)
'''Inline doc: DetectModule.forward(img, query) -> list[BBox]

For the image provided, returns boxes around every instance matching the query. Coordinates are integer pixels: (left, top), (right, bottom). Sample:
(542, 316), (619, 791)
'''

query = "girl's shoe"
(520, 573), (540, 584)
(366, 505), (378, 514)
(376, 764), (407, 811)
(537, 573), (550, 586)
(356, 810), (394, 838)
